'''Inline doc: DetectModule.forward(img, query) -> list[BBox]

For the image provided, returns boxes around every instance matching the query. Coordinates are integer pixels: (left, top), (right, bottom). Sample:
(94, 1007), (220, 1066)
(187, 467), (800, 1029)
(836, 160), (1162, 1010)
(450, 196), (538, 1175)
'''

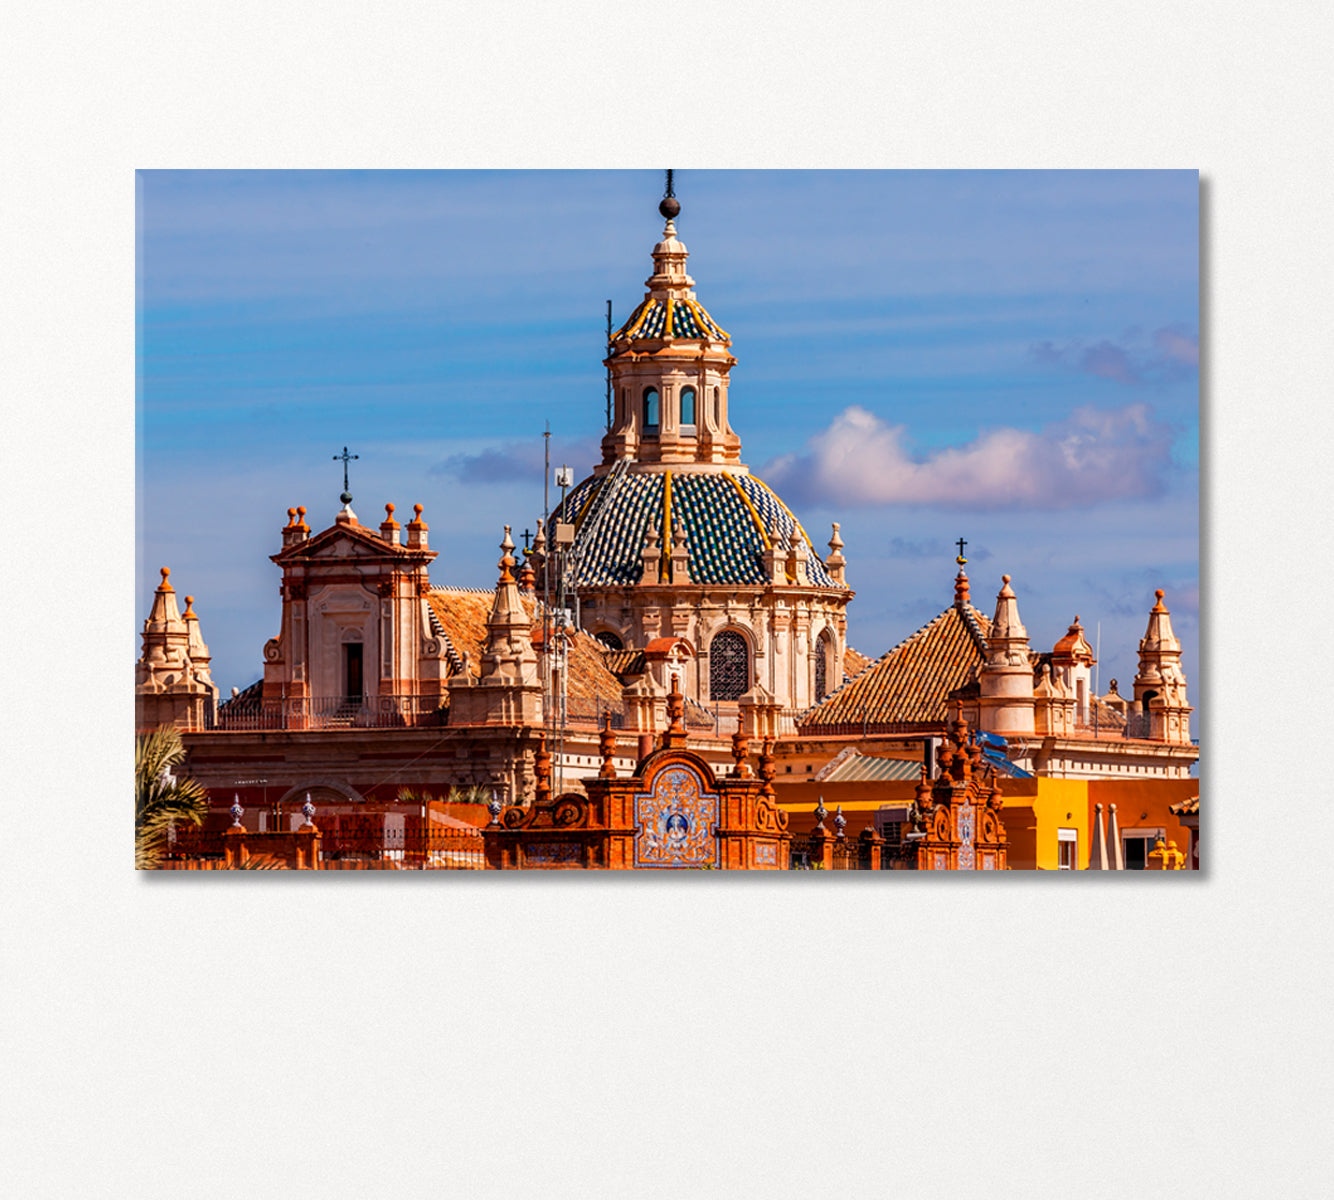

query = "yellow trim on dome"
(690, 299), (729, 341)
(749, 473), (817, 550)
(620, 300), (653, 340)
(573, 478), (602, 527)
(661, 471), (673, 583)
(662, 469), (673, 546)
(724, 472), (771, 548)
(665, 297), (674, 335)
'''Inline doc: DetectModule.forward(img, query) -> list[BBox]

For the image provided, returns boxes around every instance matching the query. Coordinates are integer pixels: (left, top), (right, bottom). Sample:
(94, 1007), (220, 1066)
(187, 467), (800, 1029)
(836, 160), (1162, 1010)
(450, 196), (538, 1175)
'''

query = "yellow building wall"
(1003, 777), (1198, 870)
(1089, 777), (1197, 868)
(774, 774), (1199, 870)
(999, 778), (1088, 870)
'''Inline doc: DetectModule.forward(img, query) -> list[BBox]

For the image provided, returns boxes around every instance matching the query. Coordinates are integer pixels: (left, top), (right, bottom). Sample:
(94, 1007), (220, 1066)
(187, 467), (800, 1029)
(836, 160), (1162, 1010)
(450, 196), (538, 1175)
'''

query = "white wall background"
(4, 2), (1329, 1197)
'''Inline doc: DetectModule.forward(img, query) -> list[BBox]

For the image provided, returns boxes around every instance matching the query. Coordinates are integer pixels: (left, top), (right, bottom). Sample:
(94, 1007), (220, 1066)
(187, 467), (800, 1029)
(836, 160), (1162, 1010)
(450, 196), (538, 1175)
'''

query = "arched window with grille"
(814, 630), (833, 703)
(709, 629), (750, 702)
(596, 630), (624, 652)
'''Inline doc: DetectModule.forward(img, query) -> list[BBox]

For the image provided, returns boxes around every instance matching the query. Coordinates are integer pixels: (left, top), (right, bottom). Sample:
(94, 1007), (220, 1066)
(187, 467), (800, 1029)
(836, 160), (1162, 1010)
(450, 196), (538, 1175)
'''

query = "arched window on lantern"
(713, 387), (721, 426)
(643, 387), (659, 431)
(814, 629), (833, 703)
(710, 629), (749, 702)
(680, 386), (696, 427)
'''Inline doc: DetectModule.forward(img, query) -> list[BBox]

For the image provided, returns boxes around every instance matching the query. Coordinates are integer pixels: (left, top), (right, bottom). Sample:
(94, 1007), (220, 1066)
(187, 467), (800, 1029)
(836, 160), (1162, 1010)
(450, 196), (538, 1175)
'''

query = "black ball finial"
(659, 168), (679, 220)
(340, 491), (353, 505)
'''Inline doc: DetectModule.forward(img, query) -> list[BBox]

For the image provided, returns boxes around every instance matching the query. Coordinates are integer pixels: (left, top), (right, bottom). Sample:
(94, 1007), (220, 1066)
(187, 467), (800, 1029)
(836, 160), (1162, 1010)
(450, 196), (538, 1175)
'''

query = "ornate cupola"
(600, 172), (741, 469)
(1133, 589), (1192, 744)
(978, 575), (1036, 736)
(135, 568), (219, 732)
(1051, 615), (1096, 722)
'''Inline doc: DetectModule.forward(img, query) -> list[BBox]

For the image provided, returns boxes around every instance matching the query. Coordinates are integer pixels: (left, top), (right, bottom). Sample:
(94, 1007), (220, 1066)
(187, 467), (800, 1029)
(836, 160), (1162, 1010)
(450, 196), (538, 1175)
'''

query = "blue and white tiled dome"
(611, 295), (729, 345)
(551, 469), (839, 590)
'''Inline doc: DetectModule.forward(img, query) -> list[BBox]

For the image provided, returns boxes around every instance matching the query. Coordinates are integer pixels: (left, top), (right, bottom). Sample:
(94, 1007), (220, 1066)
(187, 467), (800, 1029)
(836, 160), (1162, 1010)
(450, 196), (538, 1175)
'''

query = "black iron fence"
(788, 834), (904, 870)
(160, 817), (486, 870)
(319, 817), (484, 869)
(211, 695), (449, 732)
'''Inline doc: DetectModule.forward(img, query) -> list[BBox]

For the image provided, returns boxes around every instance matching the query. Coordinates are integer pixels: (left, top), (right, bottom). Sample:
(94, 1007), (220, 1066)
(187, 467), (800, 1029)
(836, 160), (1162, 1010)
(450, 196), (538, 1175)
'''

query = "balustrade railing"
(1072, 708), (1158, 740)
(211, 694), (448, 732)
(559, 698), (627, 729)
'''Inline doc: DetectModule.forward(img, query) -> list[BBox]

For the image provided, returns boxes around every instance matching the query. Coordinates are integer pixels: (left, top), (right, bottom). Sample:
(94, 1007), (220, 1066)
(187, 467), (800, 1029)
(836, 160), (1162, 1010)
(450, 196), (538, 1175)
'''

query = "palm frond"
(449, 783), (494, 806)
(135, 726), (209, 870)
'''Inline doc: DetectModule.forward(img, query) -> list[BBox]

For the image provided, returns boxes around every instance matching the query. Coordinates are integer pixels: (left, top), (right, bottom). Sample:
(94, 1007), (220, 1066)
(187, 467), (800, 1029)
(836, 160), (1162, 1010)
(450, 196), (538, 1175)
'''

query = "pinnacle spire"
(990, 575), (1028, 643)
(497, 525), (517, 586)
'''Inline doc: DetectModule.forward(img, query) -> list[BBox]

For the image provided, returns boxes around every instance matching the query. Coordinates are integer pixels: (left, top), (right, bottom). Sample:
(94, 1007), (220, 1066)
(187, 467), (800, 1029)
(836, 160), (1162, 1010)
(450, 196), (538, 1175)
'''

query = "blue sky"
(137, 169), (1198, 701)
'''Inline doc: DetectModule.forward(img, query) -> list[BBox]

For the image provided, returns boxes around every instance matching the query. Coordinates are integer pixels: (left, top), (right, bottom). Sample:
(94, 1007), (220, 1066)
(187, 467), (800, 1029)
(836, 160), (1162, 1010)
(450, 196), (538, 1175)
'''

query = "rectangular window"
(1122, 829), (1165, 870)
(344, 642), (363, 700)
(1057, 828), (1077, 870)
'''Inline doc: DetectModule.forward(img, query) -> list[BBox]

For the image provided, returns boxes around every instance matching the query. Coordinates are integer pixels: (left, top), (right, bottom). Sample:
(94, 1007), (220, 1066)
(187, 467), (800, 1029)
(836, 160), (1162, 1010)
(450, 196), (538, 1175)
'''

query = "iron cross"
(333, 446), (358, 502)
(521, 528), (533, 551)
(956, 537), (968, 565)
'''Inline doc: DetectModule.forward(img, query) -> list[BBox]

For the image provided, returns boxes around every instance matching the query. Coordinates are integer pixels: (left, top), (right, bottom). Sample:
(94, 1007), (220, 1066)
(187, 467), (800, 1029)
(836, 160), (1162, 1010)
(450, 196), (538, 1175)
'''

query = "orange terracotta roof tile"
(425, 588), (624, 706)
(801, 604), (991, 731)
(604, 648), (647, 677)
(843, 645), (873, 676)
(1170, 795), (1200, 816)
(426, 588), (495, 677)
(563, 628), (627, 707)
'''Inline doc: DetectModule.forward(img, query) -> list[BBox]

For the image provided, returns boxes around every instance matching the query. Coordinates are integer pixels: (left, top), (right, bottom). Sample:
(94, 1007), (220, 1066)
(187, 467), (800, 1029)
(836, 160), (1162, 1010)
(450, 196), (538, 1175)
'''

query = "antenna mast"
(542, 424), (551, 753)
(605, 300), (613, 433)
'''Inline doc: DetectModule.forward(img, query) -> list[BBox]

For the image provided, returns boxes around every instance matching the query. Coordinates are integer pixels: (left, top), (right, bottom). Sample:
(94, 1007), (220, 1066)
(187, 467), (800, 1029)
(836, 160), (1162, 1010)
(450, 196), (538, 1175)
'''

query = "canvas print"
(136, 169), (1199, 871)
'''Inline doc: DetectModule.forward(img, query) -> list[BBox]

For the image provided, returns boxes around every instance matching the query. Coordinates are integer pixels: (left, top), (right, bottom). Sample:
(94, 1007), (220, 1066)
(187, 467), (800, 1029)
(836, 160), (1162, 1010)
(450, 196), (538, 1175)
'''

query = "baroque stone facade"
(261, 501), (450, 712)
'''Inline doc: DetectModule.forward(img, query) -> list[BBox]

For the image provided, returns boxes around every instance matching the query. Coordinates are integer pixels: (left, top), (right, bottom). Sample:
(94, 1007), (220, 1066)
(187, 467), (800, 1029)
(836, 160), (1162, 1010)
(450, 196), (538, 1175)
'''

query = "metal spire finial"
(955, 537), (968, 566)
(333, 446), (359, 505)
(659, 169), (680, 220)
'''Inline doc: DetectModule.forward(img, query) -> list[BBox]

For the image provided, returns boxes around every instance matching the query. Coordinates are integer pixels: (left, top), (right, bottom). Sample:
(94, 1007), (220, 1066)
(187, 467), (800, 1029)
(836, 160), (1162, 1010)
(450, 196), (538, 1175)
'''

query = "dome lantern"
(600, 171), (741, 470)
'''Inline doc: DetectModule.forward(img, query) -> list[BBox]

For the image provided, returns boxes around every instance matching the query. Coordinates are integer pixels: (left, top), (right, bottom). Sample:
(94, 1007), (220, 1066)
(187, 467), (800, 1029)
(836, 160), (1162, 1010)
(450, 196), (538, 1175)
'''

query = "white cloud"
(764, 403), (1175, 510)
